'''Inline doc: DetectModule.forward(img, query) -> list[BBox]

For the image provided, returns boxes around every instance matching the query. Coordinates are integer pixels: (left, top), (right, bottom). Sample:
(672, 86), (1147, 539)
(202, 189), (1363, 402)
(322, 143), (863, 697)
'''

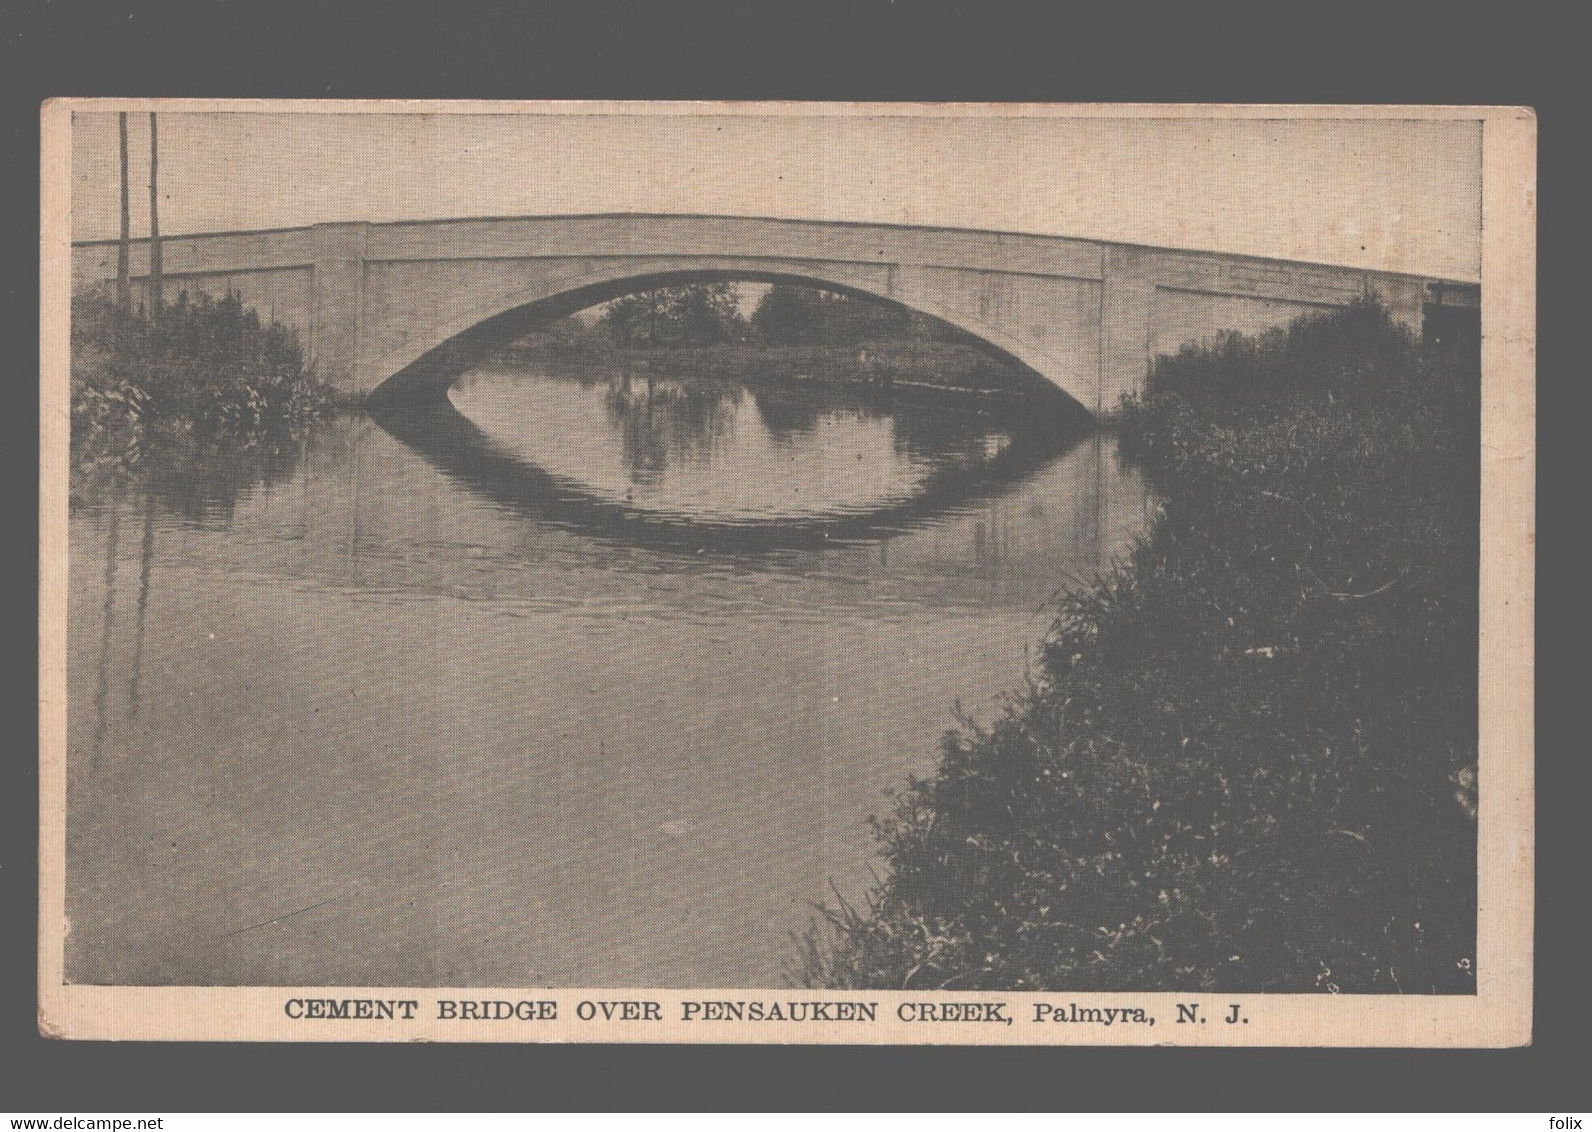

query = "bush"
(795, 298), (1479, 993)
(70, 289), (335, 449)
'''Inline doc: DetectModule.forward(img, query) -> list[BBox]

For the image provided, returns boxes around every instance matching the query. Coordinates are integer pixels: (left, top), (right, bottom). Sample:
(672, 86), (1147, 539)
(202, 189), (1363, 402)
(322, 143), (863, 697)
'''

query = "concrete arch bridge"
(72, 213), (1476, 414)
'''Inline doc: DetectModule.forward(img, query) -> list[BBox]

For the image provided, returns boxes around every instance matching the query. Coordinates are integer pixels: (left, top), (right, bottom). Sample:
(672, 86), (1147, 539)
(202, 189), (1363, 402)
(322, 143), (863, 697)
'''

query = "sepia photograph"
(37, 101), (1534, 1044)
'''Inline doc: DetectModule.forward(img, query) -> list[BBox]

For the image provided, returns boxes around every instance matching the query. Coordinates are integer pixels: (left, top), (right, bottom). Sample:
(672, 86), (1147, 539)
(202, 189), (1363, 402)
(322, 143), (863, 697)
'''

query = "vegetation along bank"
(69, 289), (339, 497)
(795, 298), (1481, 994)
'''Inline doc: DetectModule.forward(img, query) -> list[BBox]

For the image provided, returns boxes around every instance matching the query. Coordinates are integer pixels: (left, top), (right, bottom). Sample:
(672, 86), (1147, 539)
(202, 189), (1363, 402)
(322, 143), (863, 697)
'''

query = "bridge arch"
(360, 261), (1082, 408)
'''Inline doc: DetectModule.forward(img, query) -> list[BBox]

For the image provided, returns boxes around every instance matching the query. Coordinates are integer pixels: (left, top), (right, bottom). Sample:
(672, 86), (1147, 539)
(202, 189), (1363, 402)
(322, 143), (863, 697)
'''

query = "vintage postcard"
(38, 101), (1534, 1044)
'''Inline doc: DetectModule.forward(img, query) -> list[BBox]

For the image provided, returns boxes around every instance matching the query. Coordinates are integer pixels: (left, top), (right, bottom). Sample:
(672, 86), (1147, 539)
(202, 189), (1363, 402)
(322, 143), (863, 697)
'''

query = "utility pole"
(117, 113), (131, 312)
(147, 112), (163, 322)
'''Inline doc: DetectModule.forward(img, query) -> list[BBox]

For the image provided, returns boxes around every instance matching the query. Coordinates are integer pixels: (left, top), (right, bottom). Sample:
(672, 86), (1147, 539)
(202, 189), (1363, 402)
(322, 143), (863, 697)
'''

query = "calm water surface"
(68, 365), (1154, 987)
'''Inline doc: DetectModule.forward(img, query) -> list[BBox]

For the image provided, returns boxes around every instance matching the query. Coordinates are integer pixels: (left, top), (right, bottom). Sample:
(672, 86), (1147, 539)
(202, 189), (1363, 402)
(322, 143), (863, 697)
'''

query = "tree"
(748, 284), (815, 345)
(750, 284), (921, 346)
(597, 290), (663, 346)
(663, 281), (743, 345)
(597, 283), (744, 346)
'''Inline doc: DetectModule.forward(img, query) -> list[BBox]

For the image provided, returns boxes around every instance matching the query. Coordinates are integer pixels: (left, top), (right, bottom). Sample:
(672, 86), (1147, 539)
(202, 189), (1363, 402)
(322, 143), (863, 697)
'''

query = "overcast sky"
(70, 108), (1483, 281)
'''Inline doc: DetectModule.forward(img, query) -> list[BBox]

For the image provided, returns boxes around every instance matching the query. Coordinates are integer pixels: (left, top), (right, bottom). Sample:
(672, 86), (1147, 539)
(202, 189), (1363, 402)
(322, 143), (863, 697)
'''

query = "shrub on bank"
(797, 297), (1479, 993)
(71, 289), (335, 449)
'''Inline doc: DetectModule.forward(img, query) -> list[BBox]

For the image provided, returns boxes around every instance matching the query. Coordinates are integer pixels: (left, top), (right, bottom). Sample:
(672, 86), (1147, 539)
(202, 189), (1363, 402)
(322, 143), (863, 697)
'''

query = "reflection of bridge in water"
(75, 406), (1153, 643)
(369, 380), (1095, 555)
(73, 213), (1476, 414)
(75, 397), (1155, 770)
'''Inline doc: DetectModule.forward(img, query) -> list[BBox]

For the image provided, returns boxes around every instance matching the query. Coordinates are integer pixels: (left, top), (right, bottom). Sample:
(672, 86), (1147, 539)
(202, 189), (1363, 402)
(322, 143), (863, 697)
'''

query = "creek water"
(67, 364), (1154, 987)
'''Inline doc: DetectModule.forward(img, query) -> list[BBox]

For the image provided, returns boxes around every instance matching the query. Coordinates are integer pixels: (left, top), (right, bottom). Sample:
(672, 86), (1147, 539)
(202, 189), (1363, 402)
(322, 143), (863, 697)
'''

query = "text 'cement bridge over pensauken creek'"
(72, 212), (1479, 413)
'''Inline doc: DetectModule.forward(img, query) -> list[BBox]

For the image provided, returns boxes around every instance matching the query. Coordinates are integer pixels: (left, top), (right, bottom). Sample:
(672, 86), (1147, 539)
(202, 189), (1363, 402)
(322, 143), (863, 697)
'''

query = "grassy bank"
(489, 338), (1048, 399)
(795, 298), (1479, 994)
